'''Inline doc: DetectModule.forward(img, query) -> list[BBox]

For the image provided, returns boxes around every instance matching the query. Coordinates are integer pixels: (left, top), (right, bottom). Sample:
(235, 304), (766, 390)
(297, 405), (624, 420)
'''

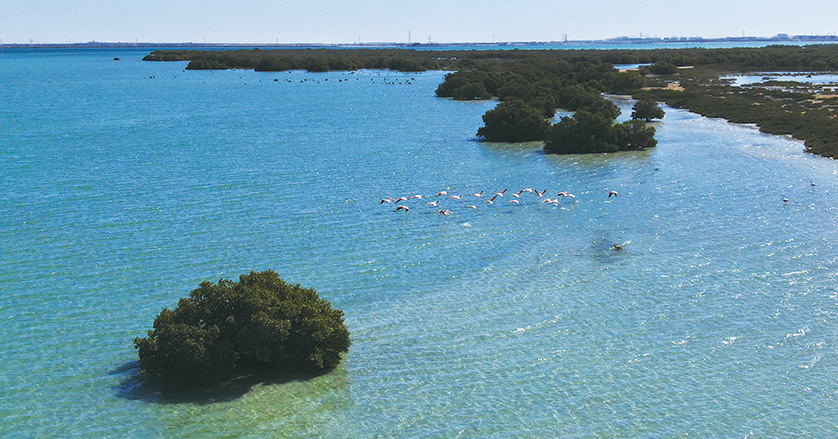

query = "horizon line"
(3, 33), (837, 48)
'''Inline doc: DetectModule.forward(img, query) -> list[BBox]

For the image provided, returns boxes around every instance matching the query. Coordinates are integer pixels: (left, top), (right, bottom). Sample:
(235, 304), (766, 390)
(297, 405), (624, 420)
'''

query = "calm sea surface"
(2, 48), (838, 438)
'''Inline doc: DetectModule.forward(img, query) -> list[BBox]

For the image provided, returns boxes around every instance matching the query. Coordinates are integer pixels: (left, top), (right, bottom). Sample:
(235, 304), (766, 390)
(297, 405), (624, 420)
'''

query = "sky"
(2, 0), (838, 44)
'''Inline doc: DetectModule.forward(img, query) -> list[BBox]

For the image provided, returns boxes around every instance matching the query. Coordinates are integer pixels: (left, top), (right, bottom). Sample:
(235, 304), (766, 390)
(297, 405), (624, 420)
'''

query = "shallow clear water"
(726, 72), (838, 86)
(2, 48), (838, 438)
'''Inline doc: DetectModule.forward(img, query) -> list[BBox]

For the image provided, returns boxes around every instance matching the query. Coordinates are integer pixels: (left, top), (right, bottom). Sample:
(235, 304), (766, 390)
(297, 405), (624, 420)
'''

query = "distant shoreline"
(3, 34), (838, 50)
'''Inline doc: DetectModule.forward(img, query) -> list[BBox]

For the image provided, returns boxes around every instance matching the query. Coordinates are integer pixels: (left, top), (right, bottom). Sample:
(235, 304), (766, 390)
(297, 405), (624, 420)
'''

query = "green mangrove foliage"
(143, 48), (452, 72)
(648, 61), (678, 75)
(134, 270), (351, 379)
(432, 57), (658, 148)
(432, 60), (659, 149)
(543, 111), (658, 154)
(476, 100), (551, 142)
(631, 97), (666, 121)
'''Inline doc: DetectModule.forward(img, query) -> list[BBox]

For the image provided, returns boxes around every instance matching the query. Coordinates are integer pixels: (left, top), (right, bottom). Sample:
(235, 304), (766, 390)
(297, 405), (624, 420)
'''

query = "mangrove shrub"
(134, 270), (351, 379)
(543, 111), (657, 154)
(476, 100), (550, 142)
(631, 98), (665, 121)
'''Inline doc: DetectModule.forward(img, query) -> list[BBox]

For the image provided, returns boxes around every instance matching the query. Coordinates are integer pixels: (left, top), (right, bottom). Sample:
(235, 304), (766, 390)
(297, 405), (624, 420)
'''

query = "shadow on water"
(542, 148), (654, 168)
(110, 360), (333, 405)
(590, 232), (634, 265)
(478, 139), (544, 155)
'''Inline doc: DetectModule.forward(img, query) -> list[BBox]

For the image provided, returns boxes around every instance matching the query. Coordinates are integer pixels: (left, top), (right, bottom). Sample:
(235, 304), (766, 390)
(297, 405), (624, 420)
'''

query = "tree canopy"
(544, 110), (620, 153)
(543, 110), (658, 154)
(134, 270), (351, 379)
(615, 118), (658, 150)
(631, 97), (666, 121)
(476, 100), (551, 142)
(649, 61), (678, 75)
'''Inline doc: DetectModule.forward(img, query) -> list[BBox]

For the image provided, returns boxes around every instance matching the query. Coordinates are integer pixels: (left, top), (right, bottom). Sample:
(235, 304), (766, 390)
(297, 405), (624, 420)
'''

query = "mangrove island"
(134, 270), (351, 380)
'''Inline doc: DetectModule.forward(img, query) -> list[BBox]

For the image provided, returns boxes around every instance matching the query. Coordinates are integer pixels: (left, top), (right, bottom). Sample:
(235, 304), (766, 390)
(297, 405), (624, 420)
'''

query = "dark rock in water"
(113, 57), (120, 61)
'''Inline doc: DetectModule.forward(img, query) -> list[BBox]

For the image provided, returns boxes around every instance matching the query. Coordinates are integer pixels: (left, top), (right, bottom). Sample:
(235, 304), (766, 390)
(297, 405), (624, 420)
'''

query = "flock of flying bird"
(380, 188), (620, 216)
(380, 179), (814, 217)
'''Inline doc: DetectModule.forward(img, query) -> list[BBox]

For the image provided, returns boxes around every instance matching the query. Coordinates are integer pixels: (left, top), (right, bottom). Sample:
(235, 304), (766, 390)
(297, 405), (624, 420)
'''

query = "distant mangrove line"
(144, 45), (838, 158)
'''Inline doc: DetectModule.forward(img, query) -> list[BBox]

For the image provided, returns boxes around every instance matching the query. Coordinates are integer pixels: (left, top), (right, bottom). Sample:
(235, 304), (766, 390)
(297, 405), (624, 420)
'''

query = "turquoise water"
(2, 48), (838, 438)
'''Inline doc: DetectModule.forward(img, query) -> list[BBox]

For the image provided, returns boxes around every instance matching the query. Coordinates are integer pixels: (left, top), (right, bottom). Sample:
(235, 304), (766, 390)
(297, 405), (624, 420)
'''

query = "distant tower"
(408, 29), (411, 44)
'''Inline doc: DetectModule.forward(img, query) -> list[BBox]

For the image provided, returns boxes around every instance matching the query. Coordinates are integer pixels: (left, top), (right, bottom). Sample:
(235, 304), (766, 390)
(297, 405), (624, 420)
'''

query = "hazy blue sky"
(3, 0), (837, 44)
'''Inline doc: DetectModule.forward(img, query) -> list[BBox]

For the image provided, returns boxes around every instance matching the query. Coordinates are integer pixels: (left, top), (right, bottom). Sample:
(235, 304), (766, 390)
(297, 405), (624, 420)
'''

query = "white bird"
(427, 200), (440, 207)
(493, 189), (507, 198)
(380, 198), (393, 204)
(471, 191), (484, 197)
(485, 196), (498, 205)
(438, 209), (452, 216)
(449, 195), (464, 201)
(465, 205), (478, 209)
(395, 196), (409, 204)
(396, 205), (410, 212)
(608, 190), (619, 198)
(436, 190), (448, 197)
(410, 194), (424, 200)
